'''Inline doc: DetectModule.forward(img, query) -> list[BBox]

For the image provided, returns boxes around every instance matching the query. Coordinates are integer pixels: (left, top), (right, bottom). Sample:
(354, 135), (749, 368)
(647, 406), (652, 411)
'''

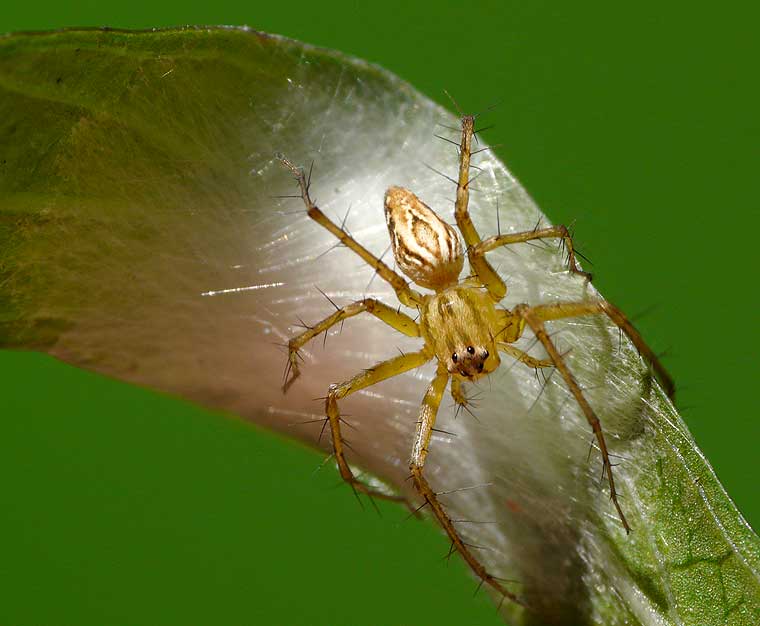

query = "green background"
(1, 2), (758, 625)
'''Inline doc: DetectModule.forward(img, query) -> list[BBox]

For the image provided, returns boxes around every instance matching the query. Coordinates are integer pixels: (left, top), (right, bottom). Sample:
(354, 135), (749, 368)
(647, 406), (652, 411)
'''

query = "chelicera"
(277, 114), (674, 606)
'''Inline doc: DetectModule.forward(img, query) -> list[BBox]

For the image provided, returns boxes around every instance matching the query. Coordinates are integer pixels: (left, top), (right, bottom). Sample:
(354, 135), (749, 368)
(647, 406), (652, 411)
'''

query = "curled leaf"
(1, 27), (758, 625)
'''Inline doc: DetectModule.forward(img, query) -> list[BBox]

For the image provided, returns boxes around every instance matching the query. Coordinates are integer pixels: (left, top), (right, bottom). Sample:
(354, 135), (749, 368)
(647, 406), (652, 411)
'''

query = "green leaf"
(1, 27), (758, 625)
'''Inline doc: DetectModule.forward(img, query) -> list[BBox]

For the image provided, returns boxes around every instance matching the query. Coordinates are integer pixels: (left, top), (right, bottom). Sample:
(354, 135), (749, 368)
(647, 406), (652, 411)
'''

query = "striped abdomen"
(384, 187), (463, 291)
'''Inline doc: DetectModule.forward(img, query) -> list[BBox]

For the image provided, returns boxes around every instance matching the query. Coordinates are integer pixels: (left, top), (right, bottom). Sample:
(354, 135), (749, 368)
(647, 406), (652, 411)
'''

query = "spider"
(277, 114), (674, 606)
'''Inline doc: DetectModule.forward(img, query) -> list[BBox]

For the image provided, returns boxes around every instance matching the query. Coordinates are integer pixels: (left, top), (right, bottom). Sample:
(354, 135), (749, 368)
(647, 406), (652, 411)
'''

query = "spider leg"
(518, 300), (674, 398)
(326, 350), (431, 502)
(472, 225), (592, 285)
(278, 156), (424, 307)
(283, 298), (420, 392)
(497, 343), (554, 369)
(512, 299), (675, 533)
(453, 115), (507, 301)
(410, 362), (525, 606)
(512, 306), (629, 531)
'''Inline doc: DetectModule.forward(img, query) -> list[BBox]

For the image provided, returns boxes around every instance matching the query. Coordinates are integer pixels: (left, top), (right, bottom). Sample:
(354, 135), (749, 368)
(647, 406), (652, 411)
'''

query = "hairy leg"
(410, 362), (524, 605)
(326, 350), (431, 501)
(284, 297), (420, 392)
(278, 156), (423, 307)
(520, 301), (674, 398)
(473, 225), (592, 284)
(511, 299), (675, 532)
(452, 115), (507, 300)
(498, 343), (555, 369)
(512, 305), (628, 530)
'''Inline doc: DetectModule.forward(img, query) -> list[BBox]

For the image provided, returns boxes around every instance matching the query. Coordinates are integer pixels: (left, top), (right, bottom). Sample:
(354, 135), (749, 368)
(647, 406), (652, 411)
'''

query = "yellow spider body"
(277, 113), (674, 607)
(419, 286), (502, 381)
(385, 185), (507, 381)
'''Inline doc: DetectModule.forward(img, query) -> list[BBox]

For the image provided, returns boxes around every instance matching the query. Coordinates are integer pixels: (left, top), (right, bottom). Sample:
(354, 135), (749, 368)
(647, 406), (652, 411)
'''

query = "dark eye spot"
(452, 353), (458, 363)
(483, 349), (489, 359)
(466, 346), (475, 355)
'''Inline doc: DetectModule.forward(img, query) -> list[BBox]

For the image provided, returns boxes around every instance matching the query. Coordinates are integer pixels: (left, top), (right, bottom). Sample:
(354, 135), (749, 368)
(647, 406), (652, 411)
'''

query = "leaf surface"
(1, 27), (758, 625)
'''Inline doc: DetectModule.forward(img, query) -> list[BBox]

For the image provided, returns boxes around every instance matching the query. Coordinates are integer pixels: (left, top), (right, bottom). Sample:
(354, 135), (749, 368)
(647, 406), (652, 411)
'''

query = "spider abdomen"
(384, 187), (463, 291)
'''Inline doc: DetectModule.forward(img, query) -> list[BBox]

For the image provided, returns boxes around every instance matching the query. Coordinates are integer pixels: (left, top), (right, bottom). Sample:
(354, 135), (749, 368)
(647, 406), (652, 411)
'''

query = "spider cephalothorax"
(418, 287), (502, 381)
(277, 113), (674, 607)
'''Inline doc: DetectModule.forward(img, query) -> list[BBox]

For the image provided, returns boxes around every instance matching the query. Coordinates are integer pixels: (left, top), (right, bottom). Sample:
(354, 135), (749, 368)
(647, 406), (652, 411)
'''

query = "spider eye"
(452, 353), (458, 363)
(483, 349), (489, 359)
(466, 346), (475, 355)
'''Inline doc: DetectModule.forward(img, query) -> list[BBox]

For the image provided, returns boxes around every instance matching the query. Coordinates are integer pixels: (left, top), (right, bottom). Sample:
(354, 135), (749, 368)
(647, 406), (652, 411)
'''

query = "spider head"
(449, 343), (500, 381)
(422, 286), (503, 382)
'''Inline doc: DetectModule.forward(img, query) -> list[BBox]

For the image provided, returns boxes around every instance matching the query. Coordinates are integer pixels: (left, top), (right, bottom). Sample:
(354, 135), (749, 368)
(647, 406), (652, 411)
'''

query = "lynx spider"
(277, 114), (674, 605)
